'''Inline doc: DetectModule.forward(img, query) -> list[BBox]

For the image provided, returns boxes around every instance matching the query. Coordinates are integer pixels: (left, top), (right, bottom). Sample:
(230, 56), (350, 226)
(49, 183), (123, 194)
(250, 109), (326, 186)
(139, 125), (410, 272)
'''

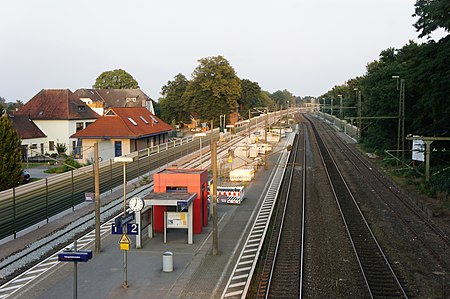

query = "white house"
(14, 89), (99, 156)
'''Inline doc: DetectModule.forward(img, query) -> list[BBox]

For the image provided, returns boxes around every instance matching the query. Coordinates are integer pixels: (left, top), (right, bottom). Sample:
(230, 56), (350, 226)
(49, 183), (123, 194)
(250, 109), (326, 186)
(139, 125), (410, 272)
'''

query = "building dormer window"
(150, 115), (159, 123)
(128, 117), (138, 126)
(139, 116), (149, 124)
(80, 98), (92, 105)
(77, 105), (86, 113)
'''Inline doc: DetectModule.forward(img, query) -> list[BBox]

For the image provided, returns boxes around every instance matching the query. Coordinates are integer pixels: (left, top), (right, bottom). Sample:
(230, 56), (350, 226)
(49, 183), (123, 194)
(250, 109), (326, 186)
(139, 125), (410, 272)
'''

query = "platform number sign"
(127, 223), (139, 235)
(112, 223), (123, 235)
(112, 222), (139, 235)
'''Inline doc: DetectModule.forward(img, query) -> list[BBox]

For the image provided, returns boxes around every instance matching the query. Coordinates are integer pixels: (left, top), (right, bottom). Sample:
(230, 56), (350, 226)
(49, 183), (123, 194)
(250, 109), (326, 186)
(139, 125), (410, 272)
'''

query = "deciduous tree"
(414, 0), (450, 38)
(93, 69), (139, 89)
(184, 56), (241, 122)
(238, 79), (261, 119)
(159, 73), (190, 124)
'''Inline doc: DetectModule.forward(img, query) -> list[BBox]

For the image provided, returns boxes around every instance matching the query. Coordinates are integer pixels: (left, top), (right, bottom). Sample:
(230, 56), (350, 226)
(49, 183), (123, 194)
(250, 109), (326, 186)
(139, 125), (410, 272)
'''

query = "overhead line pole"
(94, 143), (100, 253)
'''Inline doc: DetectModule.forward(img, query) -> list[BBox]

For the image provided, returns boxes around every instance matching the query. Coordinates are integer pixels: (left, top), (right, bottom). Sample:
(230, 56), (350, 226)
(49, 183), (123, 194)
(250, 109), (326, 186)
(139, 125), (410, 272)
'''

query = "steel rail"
(317, 116), (450, 249)
(221, 132), (296, 299)
(262, 122), (306, 298)
(306, 116), (408, 298)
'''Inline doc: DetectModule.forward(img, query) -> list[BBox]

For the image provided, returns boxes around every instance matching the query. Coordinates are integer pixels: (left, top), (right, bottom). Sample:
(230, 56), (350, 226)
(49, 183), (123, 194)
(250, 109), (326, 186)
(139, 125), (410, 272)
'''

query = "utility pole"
(354, 89), (362, 140)
(211, 141), (218, 255)
(94, 143), (100, 253)
(287, 101), (289, 126)
(393, 76), (406, 164)
(338, 94), (343, 119)
(210, 119), (214, 149)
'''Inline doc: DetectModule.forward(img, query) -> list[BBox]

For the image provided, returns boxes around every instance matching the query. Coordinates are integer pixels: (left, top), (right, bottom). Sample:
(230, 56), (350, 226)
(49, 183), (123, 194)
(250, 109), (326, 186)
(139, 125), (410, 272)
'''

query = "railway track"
(306, 115), (408, 298)
(254, 122), (306, 298)
(221, 131), (296, 298)
(311, 115), (450, 272)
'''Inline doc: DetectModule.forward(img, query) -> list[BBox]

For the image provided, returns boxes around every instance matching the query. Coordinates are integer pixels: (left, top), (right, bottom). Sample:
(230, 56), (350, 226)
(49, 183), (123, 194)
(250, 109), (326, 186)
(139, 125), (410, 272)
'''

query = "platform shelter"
(153, 168), (209, 234)
(141, 192), (196, 244)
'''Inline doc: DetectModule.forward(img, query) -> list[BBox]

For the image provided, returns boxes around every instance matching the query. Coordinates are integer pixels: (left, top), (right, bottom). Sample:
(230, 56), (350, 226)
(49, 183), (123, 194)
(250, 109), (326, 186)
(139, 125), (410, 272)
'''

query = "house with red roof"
(71, 107), (173, 162)
(14, 89), (99, 157)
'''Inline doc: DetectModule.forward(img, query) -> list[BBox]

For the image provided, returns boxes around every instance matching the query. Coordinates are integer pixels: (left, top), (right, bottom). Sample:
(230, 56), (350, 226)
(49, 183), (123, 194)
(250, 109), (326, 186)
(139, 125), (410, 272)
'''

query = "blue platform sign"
(127, 223), (139, 235)
(112, 223), (123, 235)
(114, 212), (135, 228)
(58, 250), (93, 262)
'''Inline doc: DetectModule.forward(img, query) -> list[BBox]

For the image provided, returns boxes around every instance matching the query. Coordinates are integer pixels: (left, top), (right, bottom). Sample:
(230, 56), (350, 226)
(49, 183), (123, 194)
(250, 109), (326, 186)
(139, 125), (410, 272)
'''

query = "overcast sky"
(0, 0), (440, 103)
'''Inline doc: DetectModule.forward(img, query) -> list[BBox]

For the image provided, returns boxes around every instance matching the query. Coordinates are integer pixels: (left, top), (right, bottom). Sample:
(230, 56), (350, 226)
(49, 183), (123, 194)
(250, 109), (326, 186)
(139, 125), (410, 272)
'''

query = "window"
(166, 186), (188, 193)
(128, 117), (138, 126)
(139, 116), (149, 124)
(76, 122), (84, 131)
(30, 144), (37, 149)
(115, 141), (122, 157)
(85, 122), (93, 127)
(77, 105), (87, 112)
(150, 115), (159, 123)
(49, 141), (55, 151)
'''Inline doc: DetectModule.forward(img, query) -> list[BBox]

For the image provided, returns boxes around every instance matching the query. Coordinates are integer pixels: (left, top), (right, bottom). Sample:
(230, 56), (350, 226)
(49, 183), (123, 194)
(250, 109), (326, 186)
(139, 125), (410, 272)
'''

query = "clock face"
(129, 197), (144, 212)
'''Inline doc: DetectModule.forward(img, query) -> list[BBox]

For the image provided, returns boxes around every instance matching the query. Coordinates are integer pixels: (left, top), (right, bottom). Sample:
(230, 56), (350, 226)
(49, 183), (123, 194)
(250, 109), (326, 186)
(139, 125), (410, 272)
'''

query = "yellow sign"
(119, 233), (131, 251)
(120, 243), (130, 251)
(228, 155), (233, 163)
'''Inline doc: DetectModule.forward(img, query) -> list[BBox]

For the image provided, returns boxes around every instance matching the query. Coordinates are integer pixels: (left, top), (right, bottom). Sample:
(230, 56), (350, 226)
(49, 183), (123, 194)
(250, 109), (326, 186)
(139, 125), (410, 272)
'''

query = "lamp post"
(113, 156), (133, 289)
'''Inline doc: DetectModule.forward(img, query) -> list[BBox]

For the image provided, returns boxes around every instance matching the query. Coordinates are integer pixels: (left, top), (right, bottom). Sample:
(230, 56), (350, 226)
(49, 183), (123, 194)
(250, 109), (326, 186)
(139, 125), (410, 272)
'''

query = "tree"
(0, 113), (23, 191)
(238, 79), (262, 118)
(414, 0), (450, 38)
(93, 69), (139, 89)
(259, 91), (277, 111)
(159, 73), (191, 124)
(183, 56), (241, 122)
(7, 100), (24, 114)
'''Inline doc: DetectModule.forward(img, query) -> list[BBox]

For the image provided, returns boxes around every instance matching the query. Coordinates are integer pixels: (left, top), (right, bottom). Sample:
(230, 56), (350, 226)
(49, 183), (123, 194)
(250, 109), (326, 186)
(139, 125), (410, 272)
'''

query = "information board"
(412, 139), (425, 162)
(167, 212), (188, 228)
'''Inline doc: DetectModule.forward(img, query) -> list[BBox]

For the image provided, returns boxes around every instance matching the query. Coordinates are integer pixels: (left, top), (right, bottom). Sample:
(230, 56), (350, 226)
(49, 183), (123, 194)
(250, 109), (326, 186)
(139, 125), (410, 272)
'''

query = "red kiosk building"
(153, 168), (209, 234)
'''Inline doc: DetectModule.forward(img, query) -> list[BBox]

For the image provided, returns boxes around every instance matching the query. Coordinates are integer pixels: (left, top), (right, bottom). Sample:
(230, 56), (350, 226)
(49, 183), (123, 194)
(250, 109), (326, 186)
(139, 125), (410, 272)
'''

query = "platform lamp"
(113, 156), (134, 288)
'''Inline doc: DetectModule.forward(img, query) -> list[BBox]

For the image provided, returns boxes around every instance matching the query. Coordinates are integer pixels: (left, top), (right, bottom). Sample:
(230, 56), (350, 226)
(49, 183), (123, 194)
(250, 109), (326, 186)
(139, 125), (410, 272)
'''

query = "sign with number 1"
(112, 224), (123, 235)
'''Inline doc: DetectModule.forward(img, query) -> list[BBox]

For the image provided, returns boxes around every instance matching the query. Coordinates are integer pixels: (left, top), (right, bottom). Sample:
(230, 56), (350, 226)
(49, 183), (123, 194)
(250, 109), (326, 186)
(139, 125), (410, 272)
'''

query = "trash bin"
(163, 251), (173, 272)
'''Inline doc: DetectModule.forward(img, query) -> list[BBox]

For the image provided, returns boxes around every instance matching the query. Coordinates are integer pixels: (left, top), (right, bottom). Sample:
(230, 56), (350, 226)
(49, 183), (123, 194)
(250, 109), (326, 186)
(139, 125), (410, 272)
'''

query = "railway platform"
(1, 134), (292, 299)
